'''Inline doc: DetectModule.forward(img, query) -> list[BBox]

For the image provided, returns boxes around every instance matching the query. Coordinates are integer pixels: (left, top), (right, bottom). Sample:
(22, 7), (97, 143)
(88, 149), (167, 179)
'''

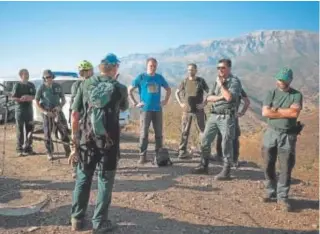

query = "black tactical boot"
(261, 193), (277, 203)
(214, 163), (231, 180)
(191, 158), (209, 174)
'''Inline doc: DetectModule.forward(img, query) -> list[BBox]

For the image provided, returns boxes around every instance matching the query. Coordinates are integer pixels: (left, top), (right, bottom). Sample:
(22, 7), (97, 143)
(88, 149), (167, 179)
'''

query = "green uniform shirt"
(210, 75), (242, 112)
(71, 80), (83, 101)
(71, 75), (129, 114)
(35, 82), (64, 109)
(11, 81), (36, 112)
(70, 80), (83, 108)
(179, 77), (209, 113)
(263, 88), (303, 130)
(236, 88), (248, 111)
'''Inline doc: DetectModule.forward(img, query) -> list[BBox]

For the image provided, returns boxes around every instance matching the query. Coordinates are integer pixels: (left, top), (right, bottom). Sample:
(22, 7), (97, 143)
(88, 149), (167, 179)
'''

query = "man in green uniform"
(69, 60), (94, 124)
(192, 59), (241, 180)
(213, 87), (250, 167)
(261, 67), (303, 212)
(11, 69), (36, 156)
(69, 53), (128, 233)
(175, 63), (209, 159)
(69, 60), (94, 178)
(35, 69), (71, 160)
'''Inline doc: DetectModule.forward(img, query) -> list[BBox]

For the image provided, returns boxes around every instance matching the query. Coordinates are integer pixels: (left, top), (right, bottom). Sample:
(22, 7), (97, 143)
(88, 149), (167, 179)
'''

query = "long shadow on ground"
(0, 204), (318, 234)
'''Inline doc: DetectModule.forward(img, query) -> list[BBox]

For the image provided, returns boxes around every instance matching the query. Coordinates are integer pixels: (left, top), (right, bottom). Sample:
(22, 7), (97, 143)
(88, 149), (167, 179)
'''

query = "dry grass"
(126, 103), (319, 184)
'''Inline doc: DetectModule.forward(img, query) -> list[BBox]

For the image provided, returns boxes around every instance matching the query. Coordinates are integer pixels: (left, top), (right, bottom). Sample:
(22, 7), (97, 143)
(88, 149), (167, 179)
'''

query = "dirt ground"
(0, 123), (319, 234)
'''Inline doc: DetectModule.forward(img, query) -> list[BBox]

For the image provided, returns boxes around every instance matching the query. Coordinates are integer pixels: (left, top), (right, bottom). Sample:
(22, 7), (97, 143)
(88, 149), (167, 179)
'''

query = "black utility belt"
(270, 124), (304, 135)
(211, 109), (235, 115)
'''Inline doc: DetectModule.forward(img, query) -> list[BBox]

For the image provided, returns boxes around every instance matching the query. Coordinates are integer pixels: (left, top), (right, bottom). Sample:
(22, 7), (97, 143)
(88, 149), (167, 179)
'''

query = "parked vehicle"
(31, 75), (130, 128)
(0, 78), (19, 123)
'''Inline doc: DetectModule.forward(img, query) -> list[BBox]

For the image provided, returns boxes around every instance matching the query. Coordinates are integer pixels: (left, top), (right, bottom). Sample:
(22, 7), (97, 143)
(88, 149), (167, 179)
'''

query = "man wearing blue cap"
(128, 57), (172, 164)
(261, 67), (303, 212)
(69, 53), (128, 233)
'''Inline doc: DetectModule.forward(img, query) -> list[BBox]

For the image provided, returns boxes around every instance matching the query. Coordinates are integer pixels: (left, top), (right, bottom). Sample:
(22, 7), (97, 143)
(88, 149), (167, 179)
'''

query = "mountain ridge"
(116, 29), (319, 117)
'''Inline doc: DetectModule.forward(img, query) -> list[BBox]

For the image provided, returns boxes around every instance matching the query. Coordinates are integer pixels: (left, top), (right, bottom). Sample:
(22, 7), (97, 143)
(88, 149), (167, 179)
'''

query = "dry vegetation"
(0, 103), (318, 234)
(127, 102), (319, 184)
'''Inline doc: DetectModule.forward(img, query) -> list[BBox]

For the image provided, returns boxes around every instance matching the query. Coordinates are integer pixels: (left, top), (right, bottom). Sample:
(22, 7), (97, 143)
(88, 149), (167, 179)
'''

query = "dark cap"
(42, 69), (55, 78)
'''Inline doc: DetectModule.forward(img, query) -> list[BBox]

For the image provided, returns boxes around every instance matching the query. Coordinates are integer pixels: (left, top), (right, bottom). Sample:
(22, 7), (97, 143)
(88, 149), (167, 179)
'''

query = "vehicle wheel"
(8, 111), (15, 122)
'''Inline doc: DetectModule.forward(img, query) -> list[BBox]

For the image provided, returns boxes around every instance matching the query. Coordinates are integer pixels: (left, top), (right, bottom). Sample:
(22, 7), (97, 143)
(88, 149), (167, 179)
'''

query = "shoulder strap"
(272, 89), (276, 101)
(183, 77), (188, 88)
(212, 81), (217, 95)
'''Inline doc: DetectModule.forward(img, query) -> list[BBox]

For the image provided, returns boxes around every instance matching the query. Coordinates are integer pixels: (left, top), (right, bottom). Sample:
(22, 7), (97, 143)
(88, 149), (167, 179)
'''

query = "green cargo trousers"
(215, 116), (241, 162)
(262, 128), (297, 201)
(71, 164), (116, 229)
(178, 110), (206, 154)
(200, 113), (236, 165)
(15, 108), (34, 152)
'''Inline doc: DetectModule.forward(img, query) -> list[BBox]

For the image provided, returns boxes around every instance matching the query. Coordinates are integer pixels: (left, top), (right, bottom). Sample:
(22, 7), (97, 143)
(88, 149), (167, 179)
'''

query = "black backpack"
(153, 148), (173, 167)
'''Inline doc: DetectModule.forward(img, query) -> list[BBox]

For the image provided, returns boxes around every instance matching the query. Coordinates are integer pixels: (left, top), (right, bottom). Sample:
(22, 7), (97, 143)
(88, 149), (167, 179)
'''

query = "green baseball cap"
(275, 67), (293, 82)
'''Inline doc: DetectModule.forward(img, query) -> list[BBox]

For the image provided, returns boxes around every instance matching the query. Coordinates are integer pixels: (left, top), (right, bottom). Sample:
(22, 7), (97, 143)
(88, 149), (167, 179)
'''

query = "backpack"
(153, 148), (173, 167)
(81, 76), (121, 149)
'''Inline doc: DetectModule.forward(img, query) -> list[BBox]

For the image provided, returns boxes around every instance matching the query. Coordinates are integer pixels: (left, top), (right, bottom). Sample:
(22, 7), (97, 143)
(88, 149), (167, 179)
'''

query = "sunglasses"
(217, 66), (226, 70)
(43, 76), (52, 79)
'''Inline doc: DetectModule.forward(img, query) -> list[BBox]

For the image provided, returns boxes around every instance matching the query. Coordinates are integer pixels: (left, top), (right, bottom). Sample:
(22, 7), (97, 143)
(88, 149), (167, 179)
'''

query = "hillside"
(115, 30), (319, 123)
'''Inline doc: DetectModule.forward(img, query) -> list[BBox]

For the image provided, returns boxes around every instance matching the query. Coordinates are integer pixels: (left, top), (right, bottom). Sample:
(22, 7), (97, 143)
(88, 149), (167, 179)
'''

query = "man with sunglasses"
(261, 67), (303, 212)
(212, 87), (250, 167)
(192, 59), (241, 180)
(35, 69), (71, 160)
(11, 69), (36, 156)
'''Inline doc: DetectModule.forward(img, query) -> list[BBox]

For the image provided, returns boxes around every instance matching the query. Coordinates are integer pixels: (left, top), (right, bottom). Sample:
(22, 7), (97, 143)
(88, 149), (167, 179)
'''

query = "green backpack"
(82, 76), (120, 148)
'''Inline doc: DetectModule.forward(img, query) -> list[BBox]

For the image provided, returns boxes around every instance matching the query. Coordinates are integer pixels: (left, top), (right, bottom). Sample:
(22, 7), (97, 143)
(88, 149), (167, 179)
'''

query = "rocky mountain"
(115, 30), (319, 117)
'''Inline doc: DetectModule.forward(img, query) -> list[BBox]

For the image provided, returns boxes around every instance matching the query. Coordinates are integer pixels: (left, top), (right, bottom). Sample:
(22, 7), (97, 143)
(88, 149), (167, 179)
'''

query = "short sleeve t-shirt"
(178, 77), (209, 113)
(131, 73), (169, 112)
(35, 82), (64, 109)
(11, 81), (36, 111)
(263, 88), (303, 130)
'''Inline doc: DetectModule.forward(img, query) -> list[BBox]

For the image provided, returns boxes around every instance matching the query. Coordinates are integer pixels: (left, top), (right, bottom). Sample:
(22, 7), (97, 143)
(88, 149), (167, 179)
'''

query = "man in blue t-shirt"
(128, 57), (171, 164)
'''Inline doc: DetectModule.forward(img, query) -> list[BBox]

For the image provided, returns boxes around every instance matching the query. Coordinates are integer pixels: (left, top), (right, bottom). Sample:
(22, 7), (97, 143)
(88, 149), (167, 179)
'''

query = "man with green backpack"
(69, 53), (128, 233)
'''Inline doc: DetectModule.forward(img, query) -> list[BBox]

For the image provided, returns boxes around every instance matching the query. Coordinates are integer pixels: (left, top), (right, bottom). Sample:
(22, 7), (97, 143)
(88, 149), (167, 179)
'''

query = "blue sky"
(0, 1), (319, 78)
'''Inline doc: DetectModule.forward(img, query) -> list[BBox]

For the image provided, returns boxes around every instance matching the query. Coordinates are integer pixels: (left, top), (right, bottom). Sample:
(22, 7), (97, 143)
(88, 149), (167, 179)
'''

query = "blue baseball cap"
(101, 53), (120, 65)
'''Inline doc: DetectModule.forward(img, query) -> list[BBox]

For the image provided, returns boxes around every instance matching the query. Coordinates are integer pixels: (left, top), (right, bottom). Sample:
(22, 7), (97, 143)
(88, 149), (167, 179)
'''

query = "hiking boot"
(92, 220), (115, 233)
(138, 154), (147, 164)
(17, 151), (23, 157)
(23, 148), (36, 156)
(211, 154), (223, 162)
(65, 148), (71, 158)
(178, 151), (190, 159)
(47, 153), (53, 161)
(261, 193), (277, 203)
(214, 164), (231, 180)
(278, 199), (293, 212)
(71, 218), (84, 231)
(192, 158), (209, 174)
(232, 161), (239, 169)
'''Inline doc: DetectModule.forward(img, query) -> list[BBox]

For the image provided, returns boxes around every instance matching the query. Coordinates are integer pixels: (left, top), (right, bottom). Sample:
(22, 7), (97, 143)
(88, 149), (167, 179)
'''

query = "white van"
(30, 76), (130, 128)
